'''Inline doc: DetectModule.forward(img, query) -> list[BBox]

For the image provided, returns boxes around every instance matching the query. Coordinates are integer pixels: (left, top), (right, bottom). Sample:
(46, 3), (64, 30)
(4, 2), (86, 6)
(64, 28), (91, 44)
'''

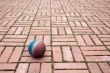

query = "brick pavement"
(0, 0), (110, 73)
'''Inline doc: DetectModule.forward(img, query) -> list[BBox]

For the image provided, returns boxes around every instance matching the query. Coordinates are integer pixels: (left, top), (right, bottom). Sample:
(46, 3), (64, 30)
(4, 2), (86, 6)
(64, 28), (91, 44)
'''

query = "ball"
(28, 40), (46, 58)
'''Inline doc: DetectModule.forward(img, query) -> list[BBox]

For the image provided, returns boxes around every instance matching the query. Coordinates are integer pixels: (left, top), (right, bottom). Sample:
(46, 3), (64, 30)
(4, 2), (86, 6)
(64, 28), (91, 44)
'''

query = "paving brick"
(2, 38), (25, 42)
(6, 12), (21, 18)
(90, 35), (103, 45)
(88, 17), (95, 21)
(67, 17), (84, 21)
(57, 16), (62, 21)
(52, 22), (69, 27)
(107, 46), (110, 50)
(0, 21), (9, 26)
(74, 21), (82, 27)
(85, 56), (110, 62)
(0, 42), (24, 46)
(81, 46), (107, 51)
(65, 27), (73, 34)
(0, 47), (14, 62)
(62, 16), (67, 21)
(20, 57), (51, 62)
(69, 22), (75, 26)
(88, 63), (102, 73)
(13, 21), (32, 27)
(32, 21), (39, 26)
(52, 35), (75, 42)
(93, 17), (100, 21)
(51, 16), (56, 21)
(22, 51), (30, 57)
(0, 63), (16, 70)
(0, 35), (27, 46)
(0, 27), (9, 35)
(30, 27), (50, 35)
(82, 17), (89, 21)
(35, 16), (50, 21)
(83, 51), (110, 56)
(15, 27), (24, 34)
(33, 21), (50, 27)
(52, 27), (58, 35)
(36, 35), (44, 41)
(81, 21), (88, 27)
(0, 71), (14, 73)
(7, 27), (17, 34)
(71, 46), (84, 61)
(25, 35), (35, 46)
(0, 47), (4, 55)
(45, 21), (51, 27)
(53, 47), (63, 62)
(52, 35), (77, 46)
(15, 63), (29, 73)
(54, 63), (87, 69)
(22, 27), (30, 35)
(44, 51), (51, 57)
(0, 35), (3, 41)
(40, 63), (52, 73)
(62, 46), (73, 62)
(75, 35), (86, 46)
(102, 42), (110, 45)
(4, 35), (27, 39)
(53, 42), (77, 46)
(98, 35), (110, 45)
(72, 27), (93, 34)
(99, 37), (110, 42)
(91, 27), (101, 34)
(70, 13), (75, 16)
(9, 47), (23, 62)
(98, 27), (108, 34)
(0, 21), (15, 26)
(87, 22), (106, 27)
(103, 21), (110, 27)
(58, 27), (66, 35)
(99, 63), (110, 73)
(54, 70), (89, 73)
(44, 35), (51, 46)
(28, 63), (40, 73)
(83, 35), (94, 45)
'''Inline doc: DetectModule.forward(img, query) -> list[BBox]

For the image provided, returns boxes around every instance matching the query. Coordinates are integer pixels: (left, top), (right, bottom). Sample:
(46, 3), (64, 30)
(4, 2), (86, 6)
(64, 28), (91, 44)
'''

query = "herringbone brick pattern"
(0, 0), (110, 73)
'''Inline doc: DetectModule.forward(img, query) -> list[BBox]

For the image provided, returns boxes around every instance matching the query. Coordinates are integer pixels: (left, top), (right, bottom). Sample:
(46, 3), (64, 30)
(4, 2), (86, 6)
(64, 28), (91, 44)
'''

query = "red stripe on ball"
(32, 42), (46, 58)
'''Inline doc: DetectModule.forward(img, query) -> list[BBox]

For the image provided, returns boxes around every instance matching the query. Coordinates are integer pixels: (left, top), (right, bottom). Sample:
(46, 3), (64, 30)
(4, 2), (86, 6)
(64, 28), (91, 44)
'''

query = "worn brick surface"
(52, 46), (63, 62)
(88, 63), (102, 73)
(40, 63), (52, 73)
(15, 63), (29, 73)
(54, 63), (87, 69)
(0, 0), (110, 73)
(28, 63), (40, 73)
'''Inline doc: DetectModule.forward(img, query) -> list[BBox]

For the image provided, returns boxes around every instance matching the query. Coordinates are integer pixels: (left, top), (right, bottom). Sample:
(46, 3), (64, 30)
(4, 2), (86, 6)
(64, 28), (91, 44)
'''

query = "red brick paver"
(0, 0), (110, 73)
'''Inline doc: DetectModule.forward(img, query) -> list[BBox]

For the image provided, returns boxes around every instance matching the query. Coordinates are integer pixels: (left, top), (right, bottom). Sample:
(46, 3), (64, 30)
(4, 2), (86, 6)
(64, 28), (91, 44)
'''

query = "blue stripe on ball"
(28, 40), (36, 55)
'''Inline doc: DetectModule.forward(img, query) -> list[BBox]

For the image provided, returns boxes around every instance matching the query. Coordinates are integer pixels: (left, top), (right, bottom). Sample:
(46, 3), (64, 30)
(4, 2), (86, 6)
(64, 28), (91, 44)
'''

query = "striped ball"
(28, 40), (46, 58)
